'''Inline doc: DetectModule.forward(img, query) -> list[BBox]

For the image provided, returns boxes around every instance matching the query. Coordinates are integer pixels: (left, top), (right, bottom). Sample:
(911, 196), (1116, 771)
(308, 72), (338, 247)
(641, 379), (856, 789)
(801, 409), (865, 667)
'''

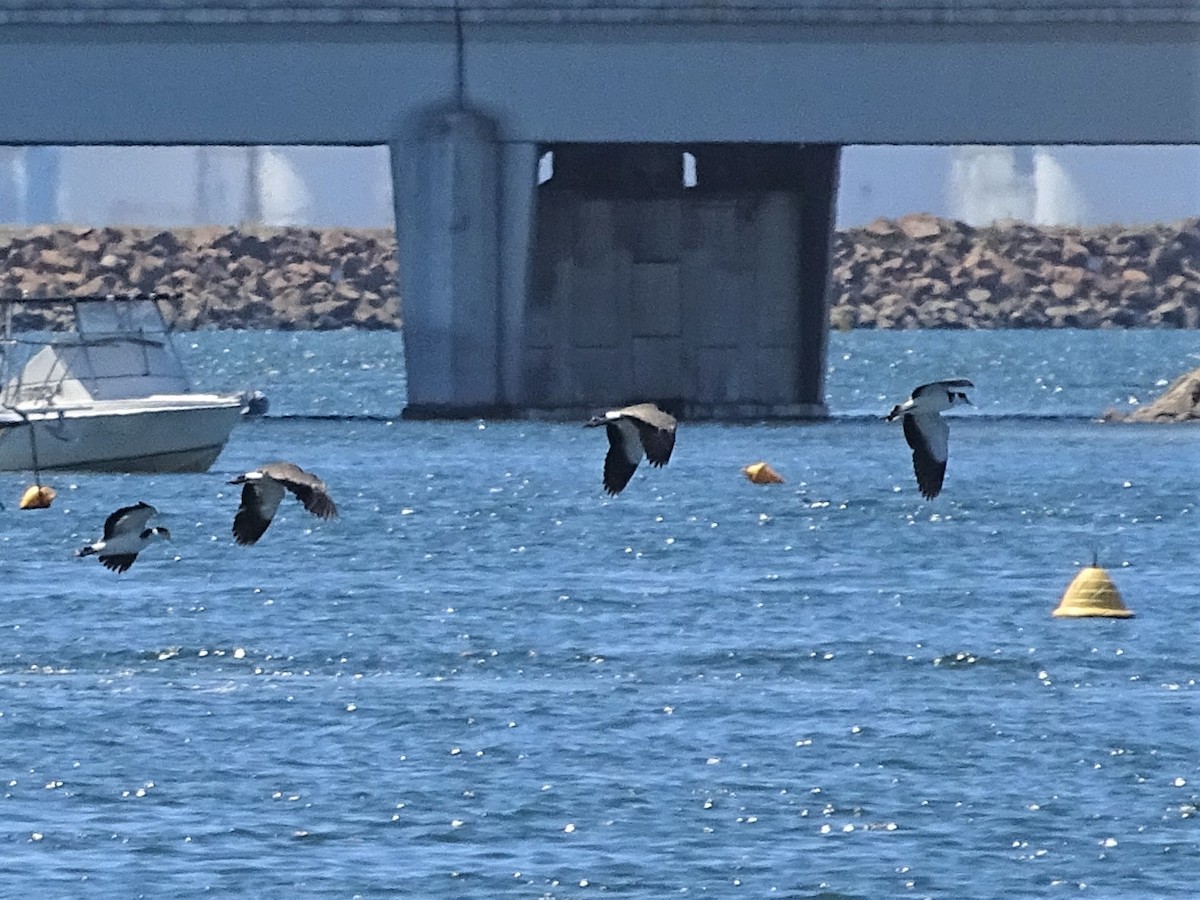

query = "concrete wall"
(525, 189), (822, 418)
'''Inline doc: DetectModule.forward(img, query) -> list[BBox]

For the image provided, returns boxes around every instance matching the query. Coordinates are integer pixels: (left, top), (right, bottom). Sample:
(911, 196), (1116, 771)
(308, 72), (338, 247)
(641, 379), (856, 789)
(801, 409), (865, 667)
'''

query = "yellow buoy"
(1053, 565), (1134, 618)
(742, 462), (784, 484)
(18, 484), (56, 510)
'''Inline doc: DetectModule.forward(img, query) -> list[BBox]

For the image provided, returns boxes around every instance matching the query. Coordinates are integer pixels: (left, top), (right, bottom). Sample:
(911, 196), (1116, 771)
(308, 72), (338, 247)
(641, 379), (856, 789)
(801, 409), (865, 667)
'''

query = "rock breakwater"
(0, 225), (398, 330)
(0, 217), (1198, 330)
(831, 213), (1200, 329)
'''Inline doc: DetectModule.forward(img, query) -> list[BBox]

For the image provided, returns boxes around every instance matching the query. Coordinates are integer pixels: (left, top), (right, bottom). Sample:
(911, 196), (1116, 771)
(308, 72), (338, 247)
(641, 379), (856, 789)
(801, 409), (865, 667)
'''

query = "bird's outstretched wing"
(99, 554), (137, 573)
(633, 419), (676, 467)
(263, 462), (338, 519)
(617, 403), (676, 429)
(232, 481), (277, 546)
(103, 502), (156, 540)
(903, 412), (950, 500)
(912, 378), (974, 398)
(602, 422), (642, 495)
(619, 404), (677, 467)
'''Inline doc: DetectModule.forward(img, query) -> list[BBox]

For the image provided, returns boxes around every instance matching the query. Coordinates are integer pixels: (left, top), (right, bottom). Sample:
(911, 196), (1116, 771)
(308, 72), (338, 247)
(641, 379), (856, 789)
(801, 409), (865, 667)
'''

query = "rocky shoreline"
(830, 213), (1200, 330)
(0, 215), (1198, 331)
(0, 225), (399, 331)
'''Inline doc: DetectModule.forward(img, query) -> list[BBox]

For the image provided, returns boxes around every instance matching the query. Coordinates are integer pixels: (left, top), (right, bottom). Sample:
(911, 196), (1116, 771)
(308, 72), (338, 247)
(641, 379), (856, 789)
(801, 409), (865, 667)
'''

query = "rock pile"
(830, 213), (1200, 330)
(0, 216), (1198, 331)
(1103, 367), (1200, 423)
(0, 225), (398, 330)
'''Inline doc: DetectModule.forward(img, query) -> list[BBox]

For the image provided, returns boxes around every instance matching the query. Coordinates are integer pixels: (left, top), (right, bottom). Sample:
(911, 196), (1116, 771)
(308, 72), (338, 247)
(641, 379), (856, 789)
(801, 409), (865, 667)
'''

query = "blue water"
(3, 329), (1200, 899)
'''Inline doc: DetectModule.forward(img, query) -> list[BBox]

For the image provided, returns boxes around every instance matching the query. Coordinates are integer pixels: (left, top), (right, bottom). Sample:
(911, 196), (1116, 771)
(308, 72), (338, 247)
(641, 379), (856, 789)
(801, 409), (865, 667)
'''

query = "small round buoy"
(742, 462), (784, 484)
(18, 484), (56, 510)
(1053, 565), (1134, 618)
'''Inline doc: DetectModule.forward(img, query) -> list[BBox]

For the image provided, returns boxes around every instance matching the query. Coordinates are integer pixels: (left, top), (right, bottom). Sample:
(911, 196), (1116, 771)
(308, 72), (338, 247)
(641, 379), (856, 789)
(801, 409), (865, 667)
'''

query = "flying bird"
(77, 501), (170, 572)
(585, 403), (677, 496)
(885, 379), (974, 499)
(229, 461), (338, 545)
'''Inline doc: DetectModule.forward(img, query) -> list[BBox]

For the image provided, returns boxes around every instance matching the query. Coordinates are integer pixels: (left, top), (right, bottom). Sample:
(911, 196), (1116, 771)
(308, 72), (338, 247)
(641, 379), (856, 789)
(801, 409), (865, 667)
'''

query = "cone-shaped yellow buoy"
(742, 462), (784, 484)
(1053, 565), (1134, 618)
(18, 484), (56, 510)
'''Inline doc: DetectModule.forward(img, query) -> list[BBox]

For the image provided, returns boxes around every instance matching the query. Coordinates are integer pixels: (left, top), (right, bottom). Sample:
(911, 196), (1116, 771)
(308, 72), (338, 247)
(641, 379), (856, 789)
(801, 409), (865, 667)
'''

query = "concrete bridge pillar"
(795, 143), (841, 414)
(525, 142), (840, 419)
(25, 147), (61, 223)
(392, 128), (838, 421)
(390, 105), (538, 417)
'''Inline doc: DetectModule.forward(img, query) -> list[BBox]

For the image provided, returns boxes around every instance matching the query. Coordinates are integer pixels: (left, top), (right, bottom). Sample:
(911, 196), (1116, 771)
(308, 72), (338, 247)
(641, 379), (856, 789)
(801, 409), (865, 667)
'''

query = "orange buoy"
(18, 484), (56, 510)
(1053, 564), (1134, 618)
(742, 462), (784, 484)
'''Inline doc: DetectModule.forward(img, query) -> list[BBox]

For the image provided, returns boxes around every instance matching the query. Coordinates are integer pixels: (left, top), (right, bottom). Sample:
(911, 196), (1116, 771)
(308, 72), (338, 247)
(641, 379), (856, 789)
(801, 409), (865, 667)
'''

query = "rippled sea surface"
(3, 329), (1200, 899)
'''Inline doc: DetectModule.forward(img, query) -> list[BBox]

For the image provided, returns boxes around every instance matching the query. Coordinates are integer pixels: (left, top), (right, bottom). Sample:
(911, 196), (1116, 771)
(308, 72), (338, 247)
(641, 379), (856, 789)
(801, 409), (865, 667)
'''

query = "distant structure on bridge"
(14, 142), (1200, 233)
(0, 0), (1192, 419)
(0, 145), (397, 228)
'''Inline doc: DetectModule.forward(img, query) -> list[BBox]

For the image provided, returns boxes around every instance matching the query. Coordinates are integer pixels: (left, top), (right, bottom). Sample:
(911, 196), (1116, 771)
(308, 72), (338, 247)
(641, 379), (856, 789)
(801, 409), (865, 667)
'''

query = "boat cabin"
(1, 295), (191, 407)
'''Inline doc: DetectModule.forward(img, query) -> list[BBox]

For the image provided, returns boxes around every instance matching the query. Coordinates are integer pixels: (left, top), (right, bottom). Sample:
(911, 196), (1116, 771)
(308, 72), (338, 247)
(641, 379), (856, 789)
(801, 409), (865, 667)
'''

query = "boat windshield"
(75, 299), (171, 339)
(1, 295), (191, 406)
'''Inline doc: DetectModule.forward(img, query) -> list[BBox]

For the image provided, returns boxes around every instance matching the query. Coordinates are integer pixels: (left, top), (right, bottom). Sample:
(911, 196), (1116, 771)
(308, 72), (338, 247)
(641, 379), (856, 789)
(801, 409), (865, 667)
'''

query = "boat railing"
(0, 292), (191, 405)
(1, 291), (185, 338)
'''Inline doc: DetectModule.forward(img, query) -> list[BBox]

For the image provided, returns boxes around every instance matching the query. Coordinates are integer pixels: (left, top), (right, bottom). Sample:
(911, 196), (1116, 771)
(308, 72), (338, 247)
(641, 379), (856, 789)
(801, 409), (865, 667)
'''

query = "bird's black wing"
(602, 422), (640, 496)
(633, 419), (676, 467)
(284, 480), (338, 519)
(912, 378), (974, 398)
(99, 554), (137, 573)
(903, 413), (948, 500)
(264, 462), (338, 519)
(232, 481), (274, 546)
(102, 502), (153, 540)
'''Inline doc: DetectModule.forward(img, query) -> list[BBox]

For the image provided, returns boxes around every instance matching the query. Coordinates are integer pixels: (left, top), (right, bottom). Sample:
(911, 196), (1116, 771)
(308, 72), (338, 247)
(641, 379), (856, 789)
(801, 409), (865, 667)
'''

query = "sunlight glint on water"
(0, 329), (1198, 898)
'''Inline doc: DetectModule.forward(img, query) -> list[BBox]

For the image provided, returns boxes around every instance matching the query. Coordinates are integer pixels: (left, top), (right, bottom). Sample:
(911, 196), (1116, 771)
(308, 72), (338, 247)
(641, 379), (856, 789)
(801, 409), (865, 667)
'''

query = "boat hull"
(0, 397), (242, 473)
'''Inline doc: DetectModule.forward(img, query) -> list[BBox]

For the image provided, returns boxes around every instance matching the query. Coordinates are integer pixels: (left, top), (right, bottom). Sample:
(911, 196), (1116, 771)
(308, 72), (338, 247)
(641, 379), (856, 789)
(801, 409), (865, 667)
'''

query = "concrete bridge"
(0, 1), (1194, 418)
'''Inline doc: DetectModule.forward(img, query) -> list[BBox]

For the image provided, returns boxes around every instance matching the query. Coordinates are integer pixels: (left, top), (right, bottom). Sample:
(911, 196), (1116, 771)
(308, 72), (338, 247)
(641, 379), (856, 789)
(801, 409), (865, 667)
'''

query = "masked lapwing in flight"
(885, 379), (974, 500)
(585, 403), (677, 496)
(76, 501), (170, 573)
(229, 461), (338, 545)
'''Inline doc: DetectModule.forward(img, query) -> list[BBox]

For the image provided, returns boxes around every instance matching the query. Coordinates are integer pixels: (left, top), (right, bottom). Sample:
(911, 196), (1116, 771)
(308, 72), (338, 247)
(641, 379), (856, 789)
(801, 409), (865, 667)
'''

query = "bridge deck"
(0, 1), (1195, 26)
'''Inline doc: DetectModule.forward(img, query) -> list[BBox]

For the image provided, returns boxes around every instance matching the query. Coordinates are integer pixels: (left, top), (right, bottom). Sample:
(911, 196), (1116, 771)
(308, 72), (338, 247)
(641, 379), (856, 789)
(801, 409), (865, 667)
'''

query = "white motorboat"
(0, 294), (244, 473)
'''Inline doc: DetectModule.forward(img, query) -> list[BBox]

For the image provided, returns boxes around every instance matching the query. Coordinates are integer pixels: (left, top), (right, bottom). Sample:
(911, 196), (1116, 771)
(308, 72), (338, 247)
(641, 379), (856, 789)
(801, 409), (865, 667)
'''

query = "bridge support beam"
(498, 141), (540, 408)
(524, 142), (840, 419)
(795, 143), (841, 413)
(391, 106), (538, 418)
